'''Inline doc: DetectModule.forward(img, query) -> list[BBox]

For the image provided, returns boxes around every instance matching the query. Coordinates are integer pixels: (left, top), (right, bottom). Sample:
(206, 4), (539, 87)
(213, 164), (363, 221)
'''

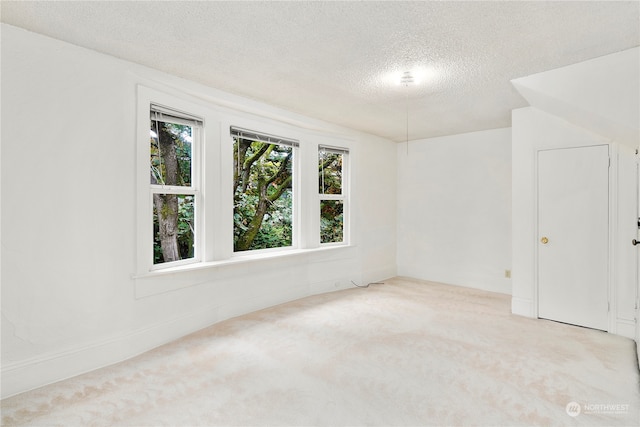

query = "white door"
(538, 145), (609, 330)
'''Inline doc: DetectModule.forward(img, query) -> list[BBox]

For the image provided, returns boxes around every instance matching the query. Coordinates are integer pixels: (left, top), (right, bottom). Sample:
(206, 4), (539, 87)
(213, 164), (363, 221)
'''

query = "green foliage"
(251, 190), (293, 249)
(319, 151), (344, 243)
(320, 200), (344, 243)
(176, 196), (195, 258)
(319, 152), (342, 194)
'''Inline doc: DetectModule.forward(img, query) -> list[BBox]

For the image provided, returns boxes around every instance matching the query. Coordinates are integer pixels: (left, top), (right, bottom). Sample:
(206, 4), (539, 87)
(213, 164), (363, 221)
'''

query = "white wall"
(396, 129), (512, 294)
(511, 108), (607, 318)
(511, 48), (640, 343)
(0, 24), (397, 398)
(511, 107), (637, 339)
(512, 47), (639, 148)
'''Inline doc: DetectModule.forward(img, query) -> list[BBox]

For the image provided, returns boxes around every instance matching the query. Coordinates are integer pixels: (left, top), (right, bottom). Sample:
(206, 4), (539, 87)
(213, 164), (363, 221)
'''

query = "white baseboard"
(614, 319), (636, 339)
(1, 304), (220, 399)
(512, 297), (535, 318)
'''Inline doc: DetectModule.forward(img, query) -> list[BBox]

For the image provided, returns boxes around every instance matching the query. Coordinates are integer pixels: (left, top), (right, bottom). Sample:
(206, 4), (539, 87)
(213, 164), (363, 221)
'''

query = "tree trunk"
(235, 182), (270, 251)
(234, 163), (292, 251)
(154, 123), (180, 262)
(154, 193), (180, 262)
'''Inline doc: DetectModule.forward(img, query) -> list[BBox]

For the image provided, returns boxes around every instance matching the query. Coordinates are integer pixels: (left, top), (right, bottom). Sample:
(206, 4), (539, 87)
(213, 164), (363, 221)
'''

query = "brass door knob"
(540, 237), (549, 244)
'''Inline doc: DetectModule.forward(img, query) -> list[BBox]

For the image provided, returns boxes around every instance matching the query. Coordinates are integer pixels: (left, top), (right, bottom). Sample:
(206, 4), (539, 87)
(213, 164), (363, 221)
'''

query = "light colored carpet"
(2, 277), (639, 426)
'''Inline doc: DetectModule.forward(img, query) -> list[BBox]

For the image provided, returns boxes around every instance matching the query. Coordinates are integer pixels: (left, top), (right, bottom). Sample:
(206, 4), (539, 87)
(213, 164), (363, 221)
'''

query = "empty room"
(1, 1), (639, 426)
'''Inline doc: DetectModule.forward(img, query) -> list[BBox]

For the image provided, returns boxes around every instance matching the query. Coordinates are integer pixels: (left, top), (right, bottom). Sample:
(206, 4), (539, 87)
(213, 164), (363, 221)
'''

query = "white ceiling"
(2, 1), (639, 142)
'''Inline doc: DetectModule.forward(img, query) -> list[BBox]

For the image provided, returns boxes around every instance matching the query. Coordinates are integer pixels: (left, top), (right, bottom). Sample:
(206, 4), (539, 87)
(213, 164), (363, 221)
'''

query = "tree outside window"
(150, 112), (199, 265)
(233, 136), (294, 252)
(319, 147), (347, 244)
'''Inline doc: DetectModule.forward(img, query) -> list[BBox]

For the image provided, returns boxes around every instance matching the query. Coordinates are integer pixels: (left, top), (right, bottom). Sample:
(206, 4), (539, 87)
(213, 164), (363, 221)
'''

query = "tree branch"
(244, 142), (270, 171)
(268, 175), (292, 202)
(266, 152), (292, 186)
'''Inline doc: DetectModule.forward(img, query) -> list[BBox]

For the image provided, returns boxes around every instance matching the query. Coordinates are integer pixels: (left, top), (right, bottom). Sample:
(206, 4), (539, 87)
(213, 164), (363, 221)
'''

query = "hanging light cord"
(405, 83), (409, 155)
(400, 70), (413, 155)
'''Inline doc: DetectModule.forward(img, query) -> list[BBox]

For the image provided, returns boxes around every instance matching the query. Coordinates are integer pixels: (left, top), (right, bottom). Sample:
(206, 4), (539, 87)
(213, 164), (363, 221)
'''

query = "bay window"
(137, 86), (351, 277)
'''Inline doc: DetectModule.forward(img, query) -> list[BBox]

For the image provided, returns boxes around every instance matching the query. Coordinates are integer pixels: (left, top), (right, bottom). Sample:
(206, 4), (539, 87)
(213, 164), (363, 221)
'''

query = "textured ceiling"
(2, 1), (639, 142)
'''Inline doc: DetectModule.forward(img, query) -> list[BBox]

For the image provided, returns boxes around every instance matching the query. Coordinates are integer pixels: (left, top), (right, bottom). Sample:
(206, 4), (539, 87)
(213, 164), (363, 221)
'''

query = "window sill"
(133, 244), (357, 299)
(133, 244), (355, 280)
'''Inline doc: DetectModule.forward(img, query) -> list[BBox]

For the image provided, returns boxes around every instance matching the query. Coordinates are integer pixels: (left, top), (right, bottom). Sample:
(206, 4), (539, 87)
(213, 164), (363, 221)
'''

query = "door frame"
(635, 151), (640, 351)
(611, 144), (639, 338)
(534, 143), (614, 333)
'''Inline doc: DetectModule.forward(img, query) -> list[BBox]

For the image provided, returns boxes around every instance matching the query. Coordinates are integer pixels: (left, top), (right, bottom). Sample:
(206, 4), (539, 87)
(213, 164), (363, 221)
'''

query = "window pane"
(233, 137), (293, 251)
(150, 120), (192, 186)
(320, 200), (344, 244)
(153, 194), (195, 264)
(319, 151), (342, 194)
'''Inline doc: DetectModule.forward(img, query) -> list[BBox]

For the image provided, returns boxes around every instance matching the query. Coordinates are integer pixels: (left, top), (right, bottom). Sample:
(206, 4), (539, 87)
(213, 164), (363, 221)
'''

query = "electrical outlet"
(505, 270), (511, 278)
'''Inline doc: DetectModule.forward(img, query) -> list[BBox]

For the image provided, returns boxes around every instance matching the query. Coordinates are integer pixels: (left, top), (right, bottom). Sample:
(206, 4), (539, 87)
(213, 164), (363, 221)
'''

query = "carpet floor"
(2, 277), (639, 426)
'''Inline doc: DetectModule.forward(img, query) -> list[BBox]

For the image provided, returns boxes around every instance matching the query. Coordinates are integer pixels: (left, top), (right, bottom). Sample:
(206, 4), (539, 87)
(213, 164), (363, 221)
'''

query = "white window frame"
(135, 86), (353, 280)
(318, 145), (349, 246)
(150, 106), (203, 269)
(230, 126), (300, 255)
(136, 87), (207, 274)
